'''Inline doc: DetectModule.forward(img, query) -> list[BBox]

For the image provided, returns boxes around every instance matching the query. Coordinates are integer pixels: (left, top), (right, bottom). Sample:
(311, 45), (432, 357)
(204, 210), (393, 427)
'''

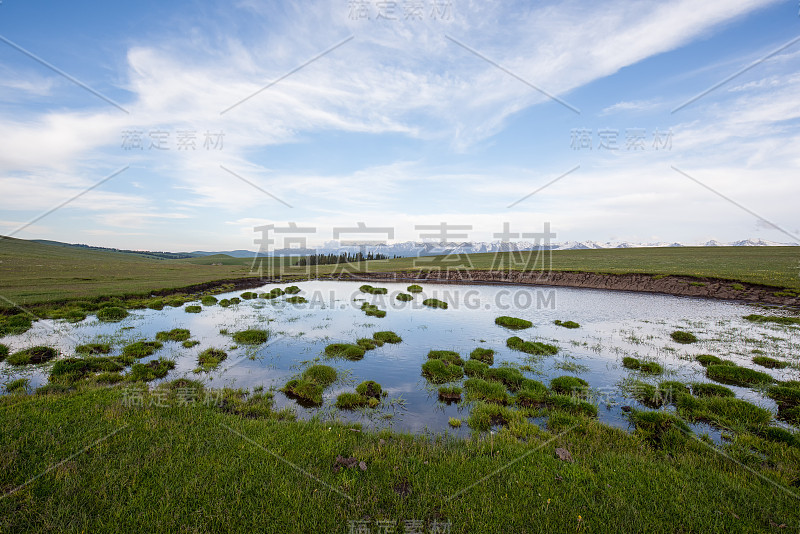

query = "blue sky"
(1, 0), (799, 251)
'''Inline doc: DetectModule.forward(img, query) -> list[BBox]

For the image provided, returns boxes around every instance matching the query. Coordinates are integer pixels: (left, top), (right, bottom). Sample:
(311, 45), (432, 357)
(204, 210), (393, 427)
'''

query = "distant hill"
(32, 240), (199, 260)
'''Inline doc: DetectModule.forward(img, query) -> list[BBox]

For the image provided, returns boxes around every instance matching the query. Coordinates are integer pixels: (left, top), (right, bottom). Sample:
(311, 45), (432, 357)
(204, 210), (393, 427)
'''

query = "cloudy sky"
(1, 0), (798, 251)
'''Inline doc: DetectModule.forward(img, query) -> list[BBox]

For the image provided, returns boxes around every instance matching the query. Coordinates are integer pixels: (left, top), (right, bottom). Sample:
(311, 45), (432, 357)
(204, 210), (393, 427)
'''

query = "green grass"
(240, 291), (258, 300)
(690, 382), (736, 398)
(407, 284), (423, 293)
(421, 359), (464, 384)
(182, 340), (200, 348)
(0, 343), (8, 361)
(464, 359), (489, 378)
(743, 314), (800, 326)
(284, 286), (301, 294)
(197, 348), (227, 372)
(96, 307), (129, 322)
(324, 343), (366, 361)
(5, 377), (29, 393)
(427, 350), (464, 366)
(200, 295), (218, 306)
(285, 296), (308, 304)
(75, 343), (112, 355)
(469, 347), (495, 365)
(549, 375), (589, 396)
(706, 364), (774, 387)
(485, 367), (526, 391)
(7, 346), (58, 365)
(335, 392), (370, 409)
(127, 359), (176, 381)
(122, 341), (163, 359)
(766, 385), (800, 407)
(359, 284), (388, 295)
(695, 354), (722, 367)
(49, 357), (128, 382)
(422, 298), (448, 309)
(155, 328), (191, 342)
(372, 331), (402, 344)
(506, 336), (558, 356)
(355, 381), (383, 399)
(464, 378), (510, 404)
(621, 357), (664, 375)
(554, 320), (580, 329)
(184, 305), (202, 314)
(360, 303), (386, 318)
(752, 356), (788, 369)
(356, 338), (379, 351)
(438, 386), (462, 402)
(670, 331), (698, 344)
(1, 384), (799, 531)
(0, 314), (33, 336)
(231, 329), (269, 345)
(494, 316), (532, 329)
(396, 293), (414, 301)
(282, 365), (337, 406)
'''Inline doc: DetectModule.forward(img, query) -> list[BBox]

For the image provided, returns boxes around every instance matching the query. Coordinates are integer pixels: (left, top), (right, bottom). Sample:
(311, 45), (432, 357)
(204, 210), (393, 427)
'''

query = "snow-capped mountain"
(197, 238), (797, 258)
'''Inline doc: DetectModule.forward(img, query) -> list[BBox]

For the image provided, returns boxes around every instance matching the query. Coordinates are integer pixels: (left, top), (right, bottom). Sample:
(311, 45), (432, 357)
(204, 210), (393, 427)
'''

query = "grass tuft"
(231, 329), (269, 345)
(7, 346), (58, 365)
(495, 316), (532, 329)
(670, 331), (698, 344)
(506, 336), (558, 356)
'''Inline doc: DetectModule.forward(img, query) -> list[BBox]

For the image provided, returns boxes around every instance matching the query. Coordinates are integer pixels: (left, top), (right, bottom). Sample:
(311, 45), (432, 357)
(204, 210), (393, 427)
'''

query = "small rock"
(379, 439), (386, 445)
(555, 447), (573, 462)
(359, 461), (367, 471)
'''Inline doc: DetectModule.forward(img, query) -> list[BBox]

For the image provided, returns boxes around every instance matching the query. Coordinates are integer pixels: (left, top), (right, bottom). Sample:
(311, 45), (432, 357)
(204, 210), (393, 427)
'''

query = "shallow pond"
(2, 281), (798, 438)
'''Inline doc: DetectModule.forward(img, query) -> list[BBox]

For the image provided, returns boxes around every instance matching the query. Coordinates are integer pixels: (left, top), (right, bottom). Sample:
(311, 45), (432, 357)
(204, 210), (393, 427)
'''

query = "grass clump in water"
(547, 394), (598, 418)
(7, 346), (58, 365)
(0, 314), (34, 336)
(396, 293), (413, 302)
(75, 343), (112, 355)
(50, 357), (127, 382)
(5, 378), (29, 394)
(127, 359), (176, 382)
(407, 284), (423, 293)
(122, 341), (163, 359)
(464, 360), (489, 378)
(695, 354), (722, 367)
(155, 328), (191, 342)
(469, 348), (494, 365)
(506, 336), (558, 356)
(355, 380), (383, 398)
(467, 402), (524, 431)
(427, 350), (464, 366)
(485, 367), (525, 391)
(438, 386), (462, 402)
(0, 344), (8, 361)
(182, 340), (200, 348)
(752, 356), (788, 369)
(621, 357), (663, 375)
(335, 392), (369, 409)
(706, 364), (773, 387)
(262, 288), (285, 299)
(670, 331), (698, 344)
(422, 298), (448, 309)
(679, 396), (773, 430)
(197, 349), (227, 372)
(325, 343), (366, 360)
(356, 338), (379, 350)
(285, 296), (308, 304)
(766, 385), (800, 408)
(554, 320), (580, 329)
(201, 296), (218, 306)
(448, 417), (462, 428)
(231, 329), (269, 345)
(743, 314), (800, 326)
(690, 382), (735, 398)
(464, 378), (510, 404)
(219, 299), (231, 307)
(514, 381), (549, 407)
(284, 286), (301, 294)
(495, 316), (532, 329)
(360, 285), (388, 295)
(550, 375), (589, 396)
(282, 364), (337, 406)
(373, 331), (402, 344)
(361, 303), (386, 318)
(421, 359), (464, 384)
(96, 307), (128, 322)
(184, 305), (202, 314)
(240, 292), (258, 300)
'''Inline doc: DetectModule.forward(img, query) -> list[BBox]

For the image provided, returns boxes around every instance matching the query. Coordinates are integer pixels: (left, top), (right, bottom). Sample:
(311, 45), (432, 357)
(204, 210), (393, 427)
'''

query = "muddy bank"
(328, 270), (800, 307)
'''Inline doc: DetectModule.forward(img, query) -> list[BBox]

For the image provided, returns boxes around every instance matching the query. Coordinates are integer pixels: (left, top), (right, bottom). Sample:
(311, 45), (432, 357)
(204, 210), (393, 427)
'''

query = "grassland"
(2, 237), (798, 307)
(1, 384), (798, 532)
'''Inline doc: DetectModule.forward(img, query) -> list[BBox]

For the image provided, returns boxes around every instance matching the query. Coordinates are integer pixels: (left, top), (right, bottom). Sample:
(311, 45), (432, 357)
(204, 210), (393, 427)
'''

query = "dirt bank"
(327, 270), (800, 307)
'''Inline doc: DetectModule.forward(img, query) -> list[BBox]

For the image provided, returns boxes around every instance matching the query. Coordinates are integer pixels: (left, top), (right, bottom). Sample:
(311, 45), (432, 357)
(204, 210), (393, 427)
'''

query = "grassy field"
(1, 236), (798, 306)
(1, 384), (798, 533)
